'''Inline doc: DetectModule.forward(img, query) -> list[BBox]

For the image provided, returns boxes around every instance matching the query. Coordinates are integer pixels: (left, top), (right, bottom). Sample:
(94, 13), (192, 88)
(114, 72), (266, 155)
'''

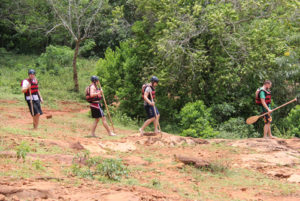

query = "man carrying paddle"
(255, 80), (274, 138)
(139, 76), (160, 136)
(87, 76), (116, 137)
(21, 69), (43, 130)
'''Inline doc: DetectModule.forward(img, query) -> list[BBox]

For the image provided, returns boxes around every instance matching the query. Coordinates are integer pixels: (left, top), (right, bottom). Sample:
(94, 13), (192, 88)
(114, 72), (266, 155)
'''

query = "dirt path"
(0, 100), (300, 201)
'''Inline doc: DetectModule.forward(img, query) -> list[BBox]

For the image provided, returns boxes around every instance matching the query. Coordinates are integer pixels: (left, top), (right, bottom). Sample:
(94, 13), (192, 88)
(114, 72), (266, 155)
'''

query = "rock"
(287, 174), (300, 183)
(98, 141), (136, 152)
(0, 194), (6, 201)
(69, 141), (85, 150)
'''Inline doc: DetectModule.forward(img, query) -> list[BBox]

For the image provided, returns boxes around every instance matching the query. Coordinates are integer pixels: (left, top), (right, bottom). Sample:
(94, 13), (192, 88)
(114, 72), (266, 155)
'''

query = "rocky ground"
(0, 100), (300, 201)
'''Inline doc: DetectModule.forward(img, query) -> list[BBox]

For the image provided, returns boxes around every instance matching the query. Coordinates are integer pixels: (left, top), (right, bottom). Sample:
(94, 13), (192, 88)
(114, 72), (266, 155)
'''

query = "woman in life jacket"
(21, 69), (44, 130)
(88, 76), (116, 137)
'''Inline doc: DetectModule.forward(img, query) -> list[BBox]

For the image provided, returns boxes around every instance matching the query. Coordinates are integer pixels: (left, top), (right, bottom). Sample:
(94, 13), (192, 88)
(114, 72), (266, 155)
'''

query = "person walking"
(139, 76), (160, 136)
(255, 80), (274, 138)
(21, 69), (43, 130)
(87, 76), (116, 137)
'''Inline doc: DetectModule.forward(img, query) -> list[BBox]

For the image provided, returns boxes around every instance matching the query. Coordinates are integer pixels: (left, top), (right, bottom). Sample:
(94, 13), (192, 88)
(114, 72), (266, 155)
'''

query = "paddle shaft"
(29, 87), (34, 117)
(258, 98), (297, 118)
(97, 82), (115, 133)
(149, 90), (161, 132)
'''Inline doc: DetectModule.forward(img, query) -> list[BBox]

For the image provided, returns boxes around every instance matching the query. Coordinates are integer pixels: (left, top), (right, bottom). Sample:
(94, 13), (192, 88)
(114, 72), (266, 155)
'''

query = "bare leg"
(267, 124), (273, 138)
(140, 117), (155, 135)
(102, 117), (114, 136)
(263, 123), (269, 138)
(91, 118), (100, 136)
(33, 114), (40, 130)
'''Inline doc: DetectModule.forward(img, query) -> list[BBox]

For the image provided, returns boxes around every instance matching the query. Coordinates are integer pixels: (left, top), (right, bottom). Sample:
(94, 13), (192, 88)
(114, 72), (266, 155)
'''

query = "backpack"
(141, 84), (155, 100)
(85, 84), (101, 103)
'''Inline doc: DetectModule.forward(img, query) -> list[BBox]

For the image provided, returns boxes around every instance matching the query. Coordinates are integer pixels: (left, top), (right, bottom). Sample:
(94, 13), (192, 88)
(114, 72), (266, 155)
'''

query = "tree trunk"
(72, 40), (80, 92)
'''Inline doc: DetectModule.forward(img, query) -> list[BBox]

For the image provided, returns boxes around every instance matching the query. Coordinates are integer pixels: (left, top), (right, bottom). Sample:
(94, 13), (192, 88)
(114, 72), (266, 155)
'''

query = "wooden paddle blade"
(246, 115), (260, 125)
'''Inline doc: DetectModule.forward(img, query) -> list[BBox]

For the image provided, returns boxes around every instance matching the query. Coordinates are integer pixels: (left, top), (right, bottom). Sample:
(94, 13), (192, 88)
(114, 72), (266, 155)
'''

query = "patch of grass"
(32, 159), (45, 171)
(0, 158), (52, 179)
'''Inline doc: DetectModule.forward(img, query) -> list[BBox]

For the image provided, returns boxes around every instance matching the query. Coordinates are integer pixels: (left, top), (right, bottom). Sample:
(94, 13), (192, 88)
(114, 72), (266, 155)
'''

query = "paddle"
(29, 87), (34, 117)
(246, 98), (297, 125)
(97, 81), (115, 133)
(149, 90), (161, 134)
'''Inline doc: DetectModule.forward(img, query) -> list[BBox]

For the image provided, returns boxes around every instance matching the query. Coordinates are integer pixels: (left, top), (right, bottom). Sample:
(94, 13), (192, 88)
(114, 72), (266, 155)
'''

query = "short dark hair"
(264, 80), (272, 85)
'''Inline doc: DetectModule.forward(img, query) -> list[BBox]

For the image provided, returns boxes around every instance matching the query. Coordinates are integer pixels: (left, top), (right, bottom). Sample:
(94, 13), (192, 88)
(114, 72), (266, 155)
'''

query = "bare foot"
(109, 132), (116, 136)
(139, 128), (144, 136)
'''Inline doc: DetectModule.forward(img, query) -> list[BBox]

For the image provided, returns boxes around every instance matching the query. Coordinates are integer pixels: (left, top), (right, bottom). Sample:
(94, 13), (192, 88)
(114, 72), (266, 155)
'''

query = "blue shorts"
(145, 105), (159, 119)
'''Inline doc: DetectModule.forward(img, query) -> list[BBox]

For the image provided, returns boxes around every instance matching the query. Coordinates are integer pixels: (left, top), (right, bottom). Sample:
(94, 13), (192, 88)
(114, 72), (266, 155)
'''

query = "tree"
(46, 0), (106, 92)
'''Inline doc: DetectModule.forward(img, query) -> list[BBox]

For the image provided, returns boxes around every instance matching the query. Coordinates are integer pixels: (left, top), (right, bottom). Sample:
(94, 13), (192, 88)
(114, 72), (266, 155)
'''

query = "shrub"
(285, 105), (300, 137)
(96, 158), (128, 181)
(211, 103), (236, 123)
(38, 45), (73, 73)
(16, 141), (31, 162)
(71, 151), (128, 182)
(179, 100), (218, 138)
(216, 117), (259, 139)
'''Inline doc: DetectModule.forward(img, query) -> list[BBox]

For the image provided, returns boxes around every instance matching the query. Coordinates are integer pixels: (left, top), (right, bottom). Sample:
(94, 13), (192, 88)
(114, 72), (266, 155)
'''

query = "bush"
(16, 141), (31, 162)
(285, 105), (300, 137)
(216, 117), (259, 139)
(71, 151), (128, 182)
(179, 100), (218, 138)
(38, 45), (73, 73)
(211, 103), (236, 123)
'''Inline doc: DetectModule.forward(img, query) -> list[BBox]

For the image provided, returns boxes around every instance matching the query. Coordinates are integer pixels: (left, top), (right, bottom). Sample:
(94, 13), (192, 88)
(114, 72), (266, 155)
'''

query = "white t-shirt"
(22, 79), (39, 101)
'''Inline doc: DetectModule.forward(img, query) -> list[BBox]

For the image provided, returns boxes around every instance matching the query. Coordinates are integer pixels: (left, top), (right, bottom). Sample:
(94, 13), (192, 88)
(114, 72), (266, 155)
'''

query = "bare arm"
(38, 91), (43, 103)
(22, 87), (29, 93)
(144, 91), (154, 106)
(261, 98), (271, 113)
(90, 85), (101, 98)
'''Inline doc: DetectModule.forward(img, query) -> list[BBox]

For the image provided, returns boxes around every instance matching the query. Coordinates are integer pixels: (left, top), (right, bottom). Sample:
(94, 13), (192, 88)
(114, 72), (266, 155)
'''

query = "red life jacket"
(21, 79), (39, 96)
(85, 84), (102, 103)
(141, 84), (155, 100)
(255, 88), (271, 105)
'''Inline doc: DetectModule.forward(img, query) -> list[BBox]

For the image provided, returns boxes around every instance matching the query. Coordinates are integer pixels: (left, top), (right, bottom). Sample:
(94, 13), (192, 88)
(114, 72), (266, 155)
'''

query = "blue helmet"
(28, 69), (36, 75)
(91, 76), (99, 82)
(150, 76), (159, 83)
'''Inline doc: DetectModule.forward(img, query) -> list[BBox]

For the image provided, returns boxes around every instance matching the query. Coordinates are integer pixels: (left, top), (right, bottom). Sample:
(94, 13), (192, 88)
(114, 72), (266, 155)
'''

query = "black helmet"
(91, 75), (99, 82)
(150, 76), (159, 83)
(28, 69), (36, 75)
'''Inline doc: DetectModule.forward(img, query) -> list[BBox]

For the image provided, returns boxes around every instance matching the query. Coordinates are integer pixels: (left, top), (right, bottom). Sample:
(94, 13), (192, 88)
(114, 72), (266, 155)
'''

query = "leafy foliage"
(71, 151), (128, 182)
(179, 100), (217, 138)
(16, 141), (31, 162)
(285, 105), (300, 137)
(38, 45), (73, 72)
(216, 117), (260, 139)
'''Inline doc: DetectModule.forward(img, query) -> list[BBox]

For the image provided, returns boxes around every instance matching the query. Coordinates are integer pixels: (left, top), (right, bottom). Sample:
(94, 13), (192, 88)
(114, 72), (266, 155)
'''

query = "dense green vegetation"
(0, 0), (299, 138)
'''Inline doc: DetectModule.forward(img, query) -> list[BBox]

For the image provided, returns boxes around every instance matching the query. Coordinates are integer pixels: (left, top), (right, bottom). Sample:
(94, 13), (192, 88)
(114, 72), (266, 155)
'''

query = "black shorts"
(90, 103), (105, 118)
(144, 105), (159, 119)
(26, 100), (43, 116)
